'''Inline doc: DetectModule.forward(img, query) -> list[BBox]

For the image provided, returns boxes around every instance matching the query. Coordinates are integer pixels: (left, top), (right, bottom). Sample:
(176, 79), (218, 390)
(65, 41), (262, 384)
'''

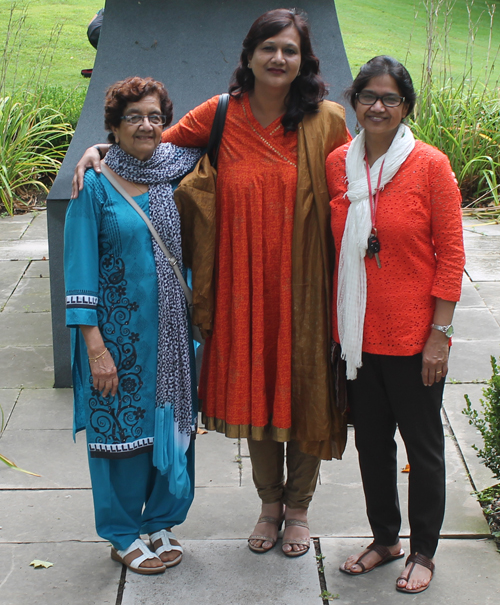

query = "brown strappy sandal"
(396, 553), (434, 594)
(339, 542), (405, 575)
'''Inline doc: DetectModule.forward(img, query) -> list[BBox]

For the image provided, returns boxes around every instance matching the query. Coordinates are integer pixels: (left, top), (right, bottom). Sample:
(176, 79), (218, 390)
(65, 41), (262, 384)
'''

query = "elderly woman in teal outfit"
(64, 77), (201, 575)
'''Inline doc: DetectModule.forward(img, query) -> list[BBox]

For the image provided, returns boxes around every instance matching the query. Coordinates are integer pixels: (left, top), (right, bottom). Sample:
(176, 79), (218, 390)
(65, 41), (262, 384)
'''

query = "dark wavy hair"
(104, 76), (173, 143)
(229, 8), (327, 133)
(345, 56), (416, 116)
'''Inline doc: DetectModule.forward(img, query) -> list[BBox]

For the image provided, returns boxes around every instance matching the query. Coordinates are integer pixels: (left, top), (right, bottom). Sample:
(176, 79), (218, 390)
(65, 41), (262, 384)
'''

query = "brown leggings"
(247, 436), (321, 510)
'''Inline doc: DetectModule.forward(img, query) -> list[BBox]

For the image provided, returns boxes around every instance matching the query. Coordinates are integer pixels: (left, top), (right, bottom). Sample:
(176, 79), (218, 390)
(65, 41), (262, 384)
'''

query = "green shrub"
(0, 95), (74, 215)
(409, 0), (500, 217)
(36, 86), (86, 130)
(463, 356), (500, 481)
(410, 84), (500, 206)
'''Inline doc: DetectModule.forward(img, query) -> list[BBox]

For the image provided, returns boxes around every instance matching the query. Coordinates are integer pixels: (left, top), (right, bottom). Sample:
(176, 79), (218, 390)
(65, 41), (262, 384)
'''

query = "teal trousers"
(87, 443), (195, 551)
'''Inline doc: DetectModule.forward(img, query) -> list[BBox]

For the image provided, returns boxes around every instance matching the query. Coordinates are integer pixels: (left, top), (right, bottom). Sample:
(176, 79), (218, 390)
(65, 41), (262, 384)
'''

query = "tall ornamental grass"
(0, 96), (73, 215)
(410, 84), (500, 206)
(410, 0), (500, 218)
(0, 3), (75, 215)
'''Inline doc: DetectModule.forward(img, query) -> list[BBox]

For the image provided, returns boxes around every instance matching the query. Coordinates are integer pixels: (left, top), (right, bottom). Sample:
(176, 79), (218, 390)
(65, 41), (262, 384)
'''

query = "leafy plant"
(409, 0), (500, 215)
(37, 86), (87, 131)
(410, 84), (500, 207)
(319, 590), (339, 601)
(0, 95), (73, 215)
(463, 356), (500, 480)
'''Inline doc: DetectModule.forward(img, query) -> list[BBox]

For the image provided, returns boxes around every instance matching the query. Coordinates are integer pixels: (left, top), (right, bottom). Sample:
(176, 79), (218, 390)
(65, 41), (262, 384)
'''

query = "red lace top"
(326, 139), (465, 356)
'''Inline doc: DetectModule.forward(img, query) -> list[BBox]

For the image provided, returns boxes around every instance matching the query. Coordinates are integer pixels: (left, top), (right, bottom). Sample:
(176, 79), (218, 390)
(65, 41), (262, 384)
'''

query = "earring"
(247, 63), (251, 69)
(297, 69), (301, 76)
(355, 121), (360, 135)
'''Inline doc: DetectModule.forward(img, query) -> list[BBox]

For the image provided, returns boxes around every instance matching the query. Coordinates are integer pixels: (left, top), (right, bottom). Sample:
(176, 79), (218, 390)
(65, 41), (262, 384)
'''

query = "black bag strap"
(206, 93), (230, 169)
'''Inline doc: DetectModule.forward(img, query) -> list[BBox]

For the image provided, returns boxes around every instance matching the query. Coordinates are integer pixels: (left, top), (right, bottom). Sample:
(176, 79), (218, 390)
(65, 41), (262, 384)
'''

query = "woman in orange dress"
(72, 8), (349, 557)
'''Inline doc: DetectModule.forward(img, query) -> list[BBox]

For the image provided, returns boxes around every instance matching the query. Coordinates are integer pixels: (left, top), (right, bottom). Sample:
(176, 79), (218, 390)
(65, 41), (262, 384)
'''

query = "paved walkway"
(0, 210), (499, 604)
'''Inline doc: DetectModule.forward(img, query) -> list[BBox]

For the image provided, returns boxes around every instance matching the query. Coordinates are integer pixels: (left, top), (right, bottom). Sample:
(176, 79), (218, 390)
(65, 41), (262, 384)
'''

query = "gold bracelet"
(89, 348), (107, 363)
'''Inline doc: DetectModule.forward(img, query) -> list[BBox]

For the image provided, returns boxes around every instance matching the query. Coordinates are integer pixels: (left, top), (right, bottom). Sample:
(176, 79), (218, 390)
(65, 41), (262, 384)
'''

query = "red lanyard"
(365, 155), (385, 231)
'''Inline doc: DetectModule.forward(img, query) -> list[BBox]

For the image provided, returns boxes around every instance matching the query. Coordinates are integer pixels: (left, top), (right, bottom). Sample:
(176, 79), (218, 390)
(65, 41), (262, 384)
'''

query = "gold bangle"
(89, 348), (107, 363)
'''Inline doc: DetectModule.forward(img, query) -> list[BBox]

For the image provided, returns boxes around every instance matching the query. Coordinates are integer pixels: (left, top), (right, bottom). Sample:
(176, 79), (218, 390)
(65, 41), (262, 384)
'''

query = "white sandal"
(149, 529), (183, 568)
(111, 538), (166, 575)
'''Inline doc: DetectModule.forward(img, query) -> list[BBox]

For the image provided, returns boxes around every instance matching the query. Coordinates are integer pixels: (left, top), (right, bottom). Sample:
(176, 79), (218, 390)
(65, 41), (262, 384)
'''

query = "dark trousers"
(347, 352), (446, 558)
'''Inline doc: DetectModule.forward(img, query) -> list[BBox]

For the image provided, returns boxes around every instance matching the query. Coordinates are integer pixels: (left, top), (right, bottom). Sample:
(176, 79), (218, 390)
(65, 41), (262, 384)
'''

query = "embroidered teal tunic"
(64, 169), (197, 497)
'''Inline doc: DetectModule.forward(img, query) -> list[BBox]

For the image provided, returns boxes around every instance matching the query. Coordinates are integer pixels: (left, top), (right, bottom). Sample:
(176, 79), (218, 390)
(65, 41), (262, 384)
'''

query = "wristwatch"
(431, 323), (454, 338)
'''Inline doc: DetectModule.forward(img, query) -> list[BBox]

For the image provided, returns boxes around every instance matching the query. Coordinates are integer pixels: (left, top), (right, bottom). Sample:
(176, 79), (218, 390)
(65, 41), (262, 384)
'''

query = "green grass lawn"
(0, 0), (499, 92)
(336, 0), (500, 85)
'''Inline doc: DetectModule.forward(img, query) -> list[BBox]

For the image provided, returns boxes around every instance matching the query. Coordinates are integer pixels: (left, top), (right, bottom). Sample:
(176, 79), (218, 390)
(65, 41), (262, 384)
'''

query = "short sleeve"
(162, 95), (220, 148)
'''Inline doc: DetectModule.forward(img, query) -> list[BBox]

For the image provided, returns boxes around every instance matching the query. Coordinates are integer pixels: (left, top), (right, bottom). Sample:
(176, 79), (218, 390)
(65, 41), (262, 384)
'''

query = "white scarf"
(337, 123), (415, 379)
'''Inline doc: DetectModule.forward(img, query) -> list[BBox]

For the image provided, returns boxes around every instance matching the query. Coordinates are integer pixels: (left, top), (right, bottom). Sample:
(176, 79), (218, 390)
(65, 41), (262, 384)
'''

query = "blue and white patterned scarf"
(105, 143), (201, 446)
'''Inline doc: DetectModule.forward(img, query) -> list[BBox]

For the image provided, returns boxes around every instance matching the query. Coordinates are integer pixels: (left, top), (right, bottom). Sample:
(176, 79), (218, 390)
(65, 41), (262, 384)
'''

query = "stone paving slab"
(443, 425), (489, 536)
(0, 312), (52, 346)
(444, 383), (497, 493)
(0, 429), (90, 489)
(0, 261), (27, 309)
(475, 282), (500, 327)
(2, 275), (51, 313)
(0, 223), (29, 241)
(0, 389), (20, 428)
(459, 281), (488, 309)
(0, 221), (31, 241)
(0, 489), (97, 544)
(179, 484), (262, 540)
(6, 388), (72, 430)
(320, 537), (500, 604)
(462, 236), (500, 251)
(313, 421), (489, 538)
(183, 421), (488, 541)
(0, 346), (54, 388)
(447, 341), (500, 383)
(121, 539), (323, 605)
(0, 213), (32, 227)
(0, 542), (120, 605)
(23, 212), (48, 240)
(453, 307), (500, 341)
(0, 239), (48, 261)
(463, 220), (500, 236)
(24, 260), (50, 278)
(465, 253), (500, 282)
(195, 432), (241, 488)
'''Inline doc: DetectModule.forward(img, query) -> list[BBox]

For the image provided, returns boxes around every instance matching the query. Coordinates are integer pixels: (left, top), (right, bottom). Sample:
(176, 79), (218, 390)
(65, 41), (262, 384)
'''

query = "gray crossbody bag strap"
(100, 164), (193, 311)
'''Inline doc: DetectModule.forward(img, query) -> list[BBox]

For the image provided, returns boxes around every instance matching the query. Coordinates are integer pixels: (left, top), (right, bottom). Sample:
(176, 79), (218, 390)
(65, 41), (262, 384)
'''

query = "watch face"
(445, 325), (454, 338)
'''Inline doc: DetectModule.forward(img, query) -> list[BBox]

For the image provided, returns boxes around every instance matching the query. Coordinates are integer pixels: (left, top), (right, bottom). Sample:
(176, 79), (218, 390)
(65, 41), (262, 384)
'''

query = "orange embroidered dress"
(163, 94), (298, 440)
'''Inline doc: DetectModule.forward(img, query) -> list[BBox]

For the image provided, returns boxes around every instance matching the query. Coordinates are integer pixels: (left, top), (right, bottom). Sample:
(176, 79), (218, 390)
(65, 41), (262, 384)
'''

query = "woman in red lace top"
(326, 56), (464, 594)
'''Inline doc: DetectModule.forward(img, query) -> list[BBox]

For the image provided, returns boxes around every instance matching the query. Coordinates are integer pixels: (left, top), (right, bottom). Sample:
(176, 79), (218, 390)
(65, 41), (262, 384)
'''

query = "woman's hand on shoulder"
(421, 329), (449, 387)
(89, 349), (119, 397)
(71, 146), (104, 199)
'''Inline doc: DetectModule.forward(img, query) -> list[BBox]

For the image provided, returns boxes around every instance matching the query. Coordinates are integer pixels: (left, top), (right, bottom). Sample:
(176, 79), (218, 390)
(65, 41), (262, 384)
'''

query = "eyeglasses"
(356, 92), (405, 108)
(120, 114), (167, 126)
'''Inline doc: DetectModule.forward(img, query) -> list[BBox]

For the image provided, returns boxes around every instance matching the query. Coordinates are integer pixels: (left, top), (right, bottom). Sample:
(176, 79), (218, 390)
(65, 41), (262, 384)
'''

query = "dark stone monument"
(47, 0), (354, 387)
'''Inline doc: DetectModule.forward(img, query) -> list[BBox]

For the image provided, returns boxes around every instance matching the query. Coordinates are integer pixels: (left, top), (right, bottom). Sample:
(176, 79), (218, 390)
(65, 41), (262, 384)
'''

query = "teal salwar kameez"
(64, 158), (197, 550)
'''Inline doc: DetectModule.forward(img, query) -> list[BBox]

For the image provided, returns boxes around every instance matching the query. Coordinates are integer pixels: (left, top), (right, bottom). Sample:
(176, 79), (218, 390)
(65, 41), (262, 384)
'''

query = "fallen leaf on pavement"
(30, 560), (53, 569)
